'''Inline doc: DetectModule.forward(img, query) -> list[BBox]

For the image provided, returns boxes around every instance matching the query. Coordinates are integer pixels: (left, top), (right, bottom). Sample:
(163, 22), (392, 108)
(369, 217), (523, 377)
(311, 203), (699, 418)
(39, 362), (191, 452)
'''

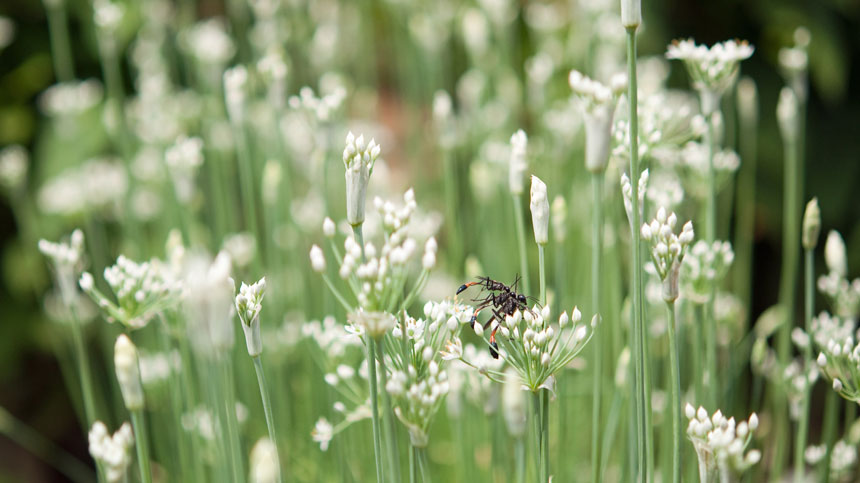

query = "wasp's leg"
(486, 310), (503, 359)
(469, 302), (492, 329)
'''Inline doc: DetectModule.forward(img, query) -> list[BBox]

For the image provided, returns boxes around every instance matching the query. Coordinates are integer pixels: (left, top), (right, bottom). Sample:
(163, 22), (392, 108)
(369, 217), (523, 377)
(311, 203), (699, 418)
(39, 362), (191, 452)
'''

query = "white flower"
(312, 418), (334, 451)
(89, 421), (134, 482)
(343, 132), (381, 226)
(224, 65), (248, 122)
(165, 136), (204, 204)
(114, 334), (144, 410)
(621, 0), (641, 28)
(309, 245), (326, 273)
(183, 251), (236, 355)
(323, 217), (336, 238)
(509, 130), (528, 195)
(824, 231), (847, 277)
(529, 176), (549, 245)
(235, 277), (266, 357)
(777, 87), (799, 143)
(349, 310), (395, 339)
(666, 39), (754, 113)
(249, 437), (280, 483)
(569, 70), (626, 173)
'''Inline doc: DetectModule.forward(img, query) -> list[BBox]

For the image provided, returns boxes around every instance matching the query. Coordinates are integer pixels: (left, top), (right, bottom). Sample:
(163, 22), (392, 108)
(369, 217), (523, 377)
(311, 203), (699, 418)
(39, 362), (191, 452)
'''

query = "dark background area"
(0, 0), (858, 480)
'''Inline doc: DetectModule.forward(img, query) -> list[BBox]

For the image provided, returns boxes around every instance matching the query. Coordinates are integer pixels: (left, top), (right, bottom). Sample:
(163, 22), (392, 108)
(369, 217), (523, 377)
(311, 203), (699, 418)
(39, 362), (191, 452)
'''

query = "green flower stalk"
(686, 405), (761, 482)
(642, 207), (695, 483)
(114, 335), (151, 483)
(234, 277), (282, 482)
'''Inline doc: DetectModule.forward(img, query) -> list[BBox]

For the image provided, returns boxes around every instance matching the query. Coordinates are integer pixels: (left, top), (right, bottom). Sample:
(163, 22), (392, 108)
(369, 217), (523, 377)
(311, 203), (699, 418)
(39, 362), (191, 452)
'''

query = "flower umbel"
(343, 131), (381, 226)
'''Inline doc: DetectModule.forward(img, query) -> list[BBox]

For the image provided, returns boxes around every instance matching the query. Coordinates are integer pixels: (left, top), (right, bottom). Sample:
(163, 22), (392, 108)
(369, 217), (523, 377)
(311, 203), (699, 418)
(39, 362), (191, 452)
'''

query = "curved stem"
(130, 410), (152, 483)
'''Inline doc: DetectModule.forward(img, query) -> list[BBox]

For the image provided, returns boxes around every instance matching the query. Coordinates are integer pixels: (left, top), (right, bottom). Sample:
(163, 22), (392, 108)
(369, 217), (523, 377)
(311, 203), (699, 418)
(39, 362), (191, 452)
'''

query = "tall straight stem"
(130, 410), (152, 483)
(68, 310), (97, 427)
(625, 25), (649, 482)
(591, 172), (604, 483)
(820, 388), (839, 482)
(252, 356), (282, 482)
(512, 194), (531, 295)
(353, 224), (366, 262)
(666, 302), (681, 483)
(367, 337), (384, 482)
(794, 248), (815, 482)
(376, 341), (401, 483)
(538, 245), (546, 305)
(704, 112), (719, 409)
(45, 3), (75, 82)
(775, 135), (800, 477)
(220, 359), (245, 482)
(541, 390), (549, 482)
(531, 392), (542, 482)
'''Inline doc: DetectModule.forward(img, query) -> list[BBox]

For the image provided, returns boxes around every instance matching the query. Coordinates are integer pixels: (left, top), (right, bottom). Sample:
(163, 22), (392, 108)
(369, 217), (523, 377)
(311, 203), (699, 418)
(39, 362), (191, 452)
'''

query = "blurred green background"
(0, 0), (859, 480)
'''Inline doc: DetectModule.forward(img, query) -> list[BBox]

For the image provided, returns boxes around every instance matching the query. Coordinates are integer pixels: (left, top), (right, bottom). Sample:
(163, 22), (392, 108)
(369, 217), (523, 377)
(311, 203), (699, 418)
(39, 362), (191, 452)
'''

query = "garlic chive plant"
(642, 207), (694, 483)
(114, 334), (151, 483)
(88, 421), (134, 483)
(685, 404), (761, 482)
(509, 129), (530, 295)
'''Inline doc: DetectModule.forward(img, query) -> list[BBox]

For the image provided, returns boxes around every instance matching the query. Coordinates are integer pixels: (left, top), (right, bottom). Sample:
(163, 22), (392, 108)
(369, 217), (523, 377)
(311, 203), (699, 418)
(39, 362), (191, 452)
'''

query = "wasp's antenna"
(512, 274), (521, 292)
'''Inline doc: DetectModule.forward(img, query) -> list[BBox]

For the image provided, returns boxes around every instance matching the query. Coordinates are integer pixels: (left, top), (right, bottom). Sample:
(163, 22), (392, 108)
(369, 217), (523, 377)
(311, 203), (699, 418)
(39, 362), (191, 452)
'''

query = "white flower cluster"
(37, 158), (127, 216)
(0, 144), (27, 190)
(249, 437), (280, 483)
(343, 131), (381, 226)
(79, 255), (181, 329)
(234, 276), (266, 356)
(685, 405), (761, 479)
(675, 141), (741, 198)
(641, 207), (695, 302)
(458, 305), (594, 393)
(445, 343), (505, 418)
(180, 18), (235, 66)
(813, 313), (860, 403)
(88, 421), (134, 483)
(818, 231), (860, 318)
(38, 229), (86, 303)
(138, 350), (181, 386)
(388, 361), (449, 448)
(620, 169), (649, 226)
(509, 129), (528, 195)
(183, 251), (236, 356)
(782, 358), (819, 420)
(165, 135), (204, 203)
(182, 403), (248, 443)
(302, 316), (363, 360)
(568, 70), (626, 173)
(666, 39), (754, 112)
(682, 240), (734, 303)
(38, 79), (103, 117)
(288, 85), (347, 123)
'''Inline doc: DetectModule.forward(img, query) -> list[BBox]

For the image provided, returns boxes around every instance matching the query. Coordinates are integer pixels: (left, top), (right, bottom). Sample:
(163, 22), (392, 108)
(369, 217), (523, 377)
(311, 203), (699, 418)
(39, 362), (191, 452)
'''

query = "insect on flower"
(456, 275), (537, 359)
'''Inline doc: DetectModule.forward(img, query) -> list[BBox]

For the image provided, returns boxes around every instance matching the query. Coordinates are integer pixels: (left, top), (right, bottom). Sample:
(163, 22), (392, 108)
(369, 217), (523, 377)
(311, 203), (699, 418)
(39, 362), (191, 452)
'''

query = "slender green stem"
(376, 340), (401, 483)
(538, 245), (546, 306)
(367, 337), (384, 482)
(233, 121), (264, 271)
(353, 224), (366, 263)
(591, 172), (604, 483)
(515, 437), (525, 483)
(531, 392), (542, 482)
(692, 304), (704, 404)
(409, 444), (417, 483)
(0, 405), (94, 483)
(666, 301), (681, 483)
(67, 306), (97, 428)
(775, 131), (801, 479)
(252, 356), (282, 482)
(512, 194), (531, 295)
(794, 249), (814, 482)
(220, 358), (244, 482)
(626, 25), (648, 482)
(417, 447), (432, 483)
(44, 3), (75, 82)
(130, 410), (152, 483)
(820, 388), (839, 482)
(704, 111), (720, 410)
(541, 390), (549, 483)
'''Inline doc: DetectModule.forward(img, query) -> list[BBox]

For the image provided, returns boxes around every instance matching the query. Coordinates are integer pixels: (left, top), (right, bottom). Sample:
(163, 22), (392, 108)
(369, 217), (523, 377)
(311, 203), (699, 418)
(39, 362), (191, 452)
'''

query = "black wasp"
(455, 275), (536, 359)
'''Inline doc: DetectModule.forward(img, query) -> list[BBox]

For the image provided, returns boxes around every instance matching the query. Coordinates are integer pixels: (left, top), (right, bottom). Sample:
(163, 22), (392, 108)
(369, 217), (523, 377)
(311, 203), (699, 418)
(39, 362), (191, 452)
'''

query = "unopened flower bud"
(802, 198), (820, 251)
(310, 245), (326, 272)
(621, 0), (641, 29)
(114, 334), (144, 410)
(323, 217), (336, 237)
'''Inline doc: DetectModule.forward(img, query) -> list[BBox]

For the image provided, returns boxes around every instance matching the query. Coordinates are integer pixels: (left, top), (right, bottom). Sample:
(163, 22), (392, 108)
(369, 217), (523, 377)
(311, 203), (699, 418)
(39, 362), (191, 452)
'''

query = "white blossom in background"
(288, 85), (347, 123)
(221, 232), (257, 269)
(249, 437), (280, 483)
(223, 65), (248, 122)
(620, 169), (649, 226)
(257, 49), (288, 108)
(183, 251), (235, 356)
(568, 70), (626, 173)
(0, 16), (14, 51)
(38, 79), (104, 117)
(666, 39), (754, 115)
(641, 207), (695, 302)
(509, 130), (528, 195)
(114, 334), (144, 410)
(182, 403), (249, 444)
(682, 240), (734, 303)
(38, 229), (86, 305)
(830, 440), (858, 482)
(685, 404), (761, 481)
(782, 358), (819, 420)
(38, 158), (127, 216)
(779, 27), (811, 102)
(529, 175), (549, 245)
(646, 170), (685, 212)
(88, 421), (134, 482)
(312, 418), (334, 451)
(348, 310), (395, 340)
(234, 277), (266, 357)
(818, 231), (860, 318)
(0, 144), (28, 191)
(302, 316), (363, 360)
(551, 196), (567, 243)
(165, 135), (204, 204)
(79, 254), (181, 329)
(676, 141), (740, 199)
(180, 18), (235, 67)
(343, 132), (381, 227)
(502, 367), (527, 437)
(777, 87), (799, 144)
(138, 350), (181, 386)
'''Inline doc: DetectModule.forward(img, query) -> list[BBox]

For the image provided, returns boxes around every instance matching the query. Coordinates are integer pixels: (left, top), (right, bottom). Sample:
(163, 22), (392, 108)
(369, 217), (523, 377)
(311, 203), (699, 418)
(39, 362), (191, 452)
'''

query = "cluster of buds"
(666, 39), (754, 114)
(813, 312), (860, 403)
(529, 176), (549, 245)
(88, 421), (134, 483)
(678, 142), (740, 198)
(38, 229), (86, 303)
(685, 405), (761, 480)
(568, 70), (626, 173)
(79, 255), (181, 329)
(783, 357), (819, 420)
(343, 132), (381, 227)
(387, 360), (450, 447)
(818, 231), (860, 318)
(620, 169), (649, 226)
(234, 277), (266, 356)
(641, 207), (695, 302)
(682, 240), (735, 303)
(455, 305), (595, 393)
